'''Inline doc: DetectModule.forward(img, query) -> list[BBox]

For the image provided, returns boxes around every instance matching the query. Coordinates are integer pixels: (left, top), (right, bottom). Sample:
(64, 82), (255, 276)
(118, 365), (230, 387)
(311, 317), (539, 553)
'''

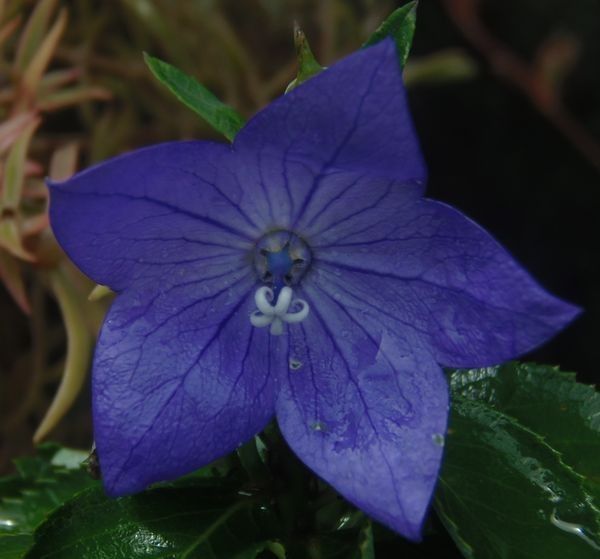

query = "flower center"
(251, 230), (311, 335)
(254, 230), (311, 288)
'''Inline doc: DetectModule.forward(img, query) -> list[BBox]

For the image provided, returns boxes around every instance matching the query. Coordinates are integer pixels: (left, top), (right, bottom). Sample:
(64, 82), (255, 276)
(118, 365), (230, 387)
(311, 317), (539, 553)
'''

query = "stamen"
(249, 286), (310, 335)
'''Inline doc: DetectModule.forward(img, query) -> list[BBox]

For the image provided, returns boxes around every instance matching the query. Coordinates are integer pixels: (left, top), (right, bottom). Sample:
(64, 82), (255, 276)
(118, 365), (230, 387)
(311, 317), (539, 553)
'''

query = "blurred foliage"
(0, 0), (111, 475)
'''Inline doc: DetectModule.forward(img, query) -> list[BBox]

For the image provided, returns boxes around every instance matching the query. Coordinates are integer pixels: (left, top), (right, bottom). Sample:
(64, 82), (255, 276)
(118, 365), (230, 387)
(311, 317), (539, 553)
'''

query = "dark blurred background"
(0, 0), (598, 555)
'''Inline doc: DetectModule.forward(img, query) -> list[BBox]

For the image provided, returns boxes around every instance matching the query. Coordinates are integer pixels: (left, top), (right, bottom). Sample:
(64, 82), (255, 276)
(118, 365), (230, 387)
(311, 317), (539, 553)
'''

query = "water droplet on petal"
(289, 358), (302, 370)
(311, 421), (326, 432)
(432, 433), (445, 447)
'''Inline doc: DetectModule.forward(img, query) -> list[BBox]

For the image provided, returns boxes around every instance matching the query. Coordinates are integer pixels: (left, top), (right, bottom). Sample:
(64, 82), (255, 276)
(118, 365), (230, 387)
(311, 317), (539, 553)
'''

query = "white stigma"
(250, 286), (309, 335)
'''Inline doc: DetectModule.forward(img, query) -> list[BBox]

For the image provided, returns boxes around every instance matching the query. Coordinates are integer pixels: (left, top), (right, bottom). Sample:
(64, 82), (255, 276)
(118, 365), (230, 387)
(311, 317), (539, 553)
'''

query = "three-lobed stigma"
(250, 286), (310, 335)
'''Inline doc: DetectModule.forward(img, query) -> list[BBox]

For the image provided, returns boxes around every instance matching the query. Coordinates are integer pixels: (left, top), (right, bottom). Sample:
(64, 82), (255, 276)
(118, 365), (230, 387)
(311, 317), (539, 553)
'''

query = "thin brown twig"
(442, 0), (600, 172)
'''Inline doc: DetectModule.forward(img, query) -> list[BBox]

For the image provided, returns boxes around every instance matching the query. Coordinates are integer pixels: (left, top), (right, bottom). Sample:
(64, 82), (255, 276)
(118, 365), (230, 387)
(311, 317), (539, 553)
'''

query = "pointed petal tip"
(96, 446), (150, 498)
(565, 299), (583, 322)
(538, 293), (582, 342)
(234, 33), (425, 184)
(403, 523), (424, 543)
(102, 475), (144, 499)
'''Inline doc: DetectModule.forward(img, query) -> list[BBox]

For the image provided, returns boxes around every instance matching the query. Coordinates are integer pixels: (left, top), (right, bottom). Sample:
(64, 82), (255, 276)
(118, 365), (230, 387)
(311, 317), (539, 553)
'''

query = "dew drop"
(311, 421), (326, 432)
(336, 514), (352, 530)
(550, 510), (600, 550)
(432, 433), (445, 447)
(289, 358), (303, 370)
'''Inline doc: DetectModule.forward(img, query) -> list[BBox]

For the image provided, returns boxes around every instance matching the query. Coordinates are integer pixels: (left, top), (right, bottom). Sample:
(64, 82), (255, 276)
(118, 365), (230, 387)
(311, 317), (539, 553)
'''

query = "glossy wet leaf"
(363, 1), (418, 67)
(0, 444), (97, 536)
(450, 362), (600, 493)
(25, 483), (281, 559)
(144, 53), (245, 141)
(435, 394), (600, 559)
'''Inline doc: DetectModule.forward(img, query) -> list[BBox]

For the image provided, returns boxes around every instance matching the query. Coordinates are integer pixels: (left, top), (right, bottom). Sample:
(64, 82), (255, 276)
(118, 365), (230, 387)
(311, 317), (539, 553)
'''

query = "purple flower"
(48, 39), (578, 540)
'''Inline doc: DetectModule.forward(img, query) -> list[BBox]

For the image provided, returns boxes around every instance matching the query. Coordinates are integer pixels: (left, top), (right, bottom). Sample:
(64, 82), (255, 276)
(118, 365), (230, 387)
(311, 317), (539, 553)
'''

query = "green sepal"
(285, 24), (325, 93)
(144, 53), (245, 141)
(363, 1), (418, 67)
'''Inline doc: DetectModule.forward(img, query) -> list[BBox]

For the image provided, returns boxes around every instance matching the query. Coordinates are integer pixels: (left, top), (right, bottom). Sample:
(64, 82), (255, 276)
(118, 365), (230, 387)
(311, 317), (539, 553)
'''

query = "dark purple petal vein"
(234, 38), (426, 229)
(313, 198), (580, 367)
(49, 141), (267, 290)
(276, 285), (448, 541)
(93, 262), (285, 496)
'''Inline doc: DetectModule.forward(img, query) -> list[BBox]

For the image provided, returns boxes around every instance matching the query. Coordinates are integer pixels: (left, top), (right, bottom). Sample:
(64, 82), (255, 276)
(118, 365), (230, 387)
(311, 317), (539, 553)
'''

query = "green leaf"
(302, 522), (374, 559)
(436, 369), (600, 559)
(450, 362), (600, 491)
(363, 1), (418, 67)
(25, 483), (281, 559)
(144, 53), (245, 141)
(0, 444), (98, 537)
(0, 534), (33, 559)
(357, 521), (375, 559)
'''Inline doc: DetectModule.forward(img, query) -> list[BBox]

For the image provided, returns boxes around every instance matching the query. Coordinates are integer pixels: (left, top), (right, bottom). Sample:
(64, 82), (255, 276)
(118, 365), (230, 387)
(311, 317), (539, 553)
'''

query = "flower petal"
(314, 198), (581, 367)
(276, 286), (448, 541)
(93, 259), (284, 496)
(297, 170), (423, 241)
(49, 141), (263, 291)
(233, 38), (426, 228)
